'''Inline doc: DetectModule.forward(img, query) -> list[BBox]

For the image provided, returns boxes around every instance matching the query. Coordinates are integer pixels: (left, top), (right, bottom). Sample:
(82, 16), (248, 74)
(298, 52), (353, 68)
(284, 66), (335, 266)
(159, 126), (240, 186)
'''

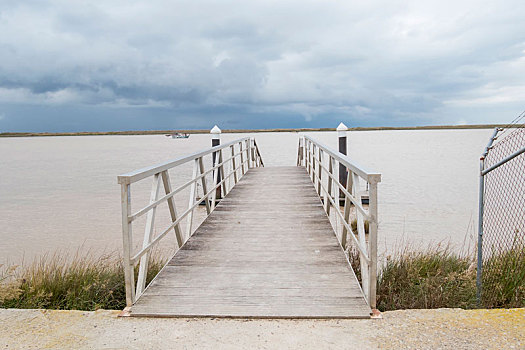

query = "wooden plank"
(130, 166), (370, 318)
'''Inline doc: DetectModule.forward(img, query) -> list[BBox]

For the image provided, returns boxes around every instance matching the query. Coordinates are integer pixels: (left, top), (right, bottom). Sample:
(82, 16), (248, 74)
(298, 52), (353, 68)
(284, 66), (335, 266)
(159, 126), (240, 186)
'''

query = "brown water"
(0, 129), (493, 264)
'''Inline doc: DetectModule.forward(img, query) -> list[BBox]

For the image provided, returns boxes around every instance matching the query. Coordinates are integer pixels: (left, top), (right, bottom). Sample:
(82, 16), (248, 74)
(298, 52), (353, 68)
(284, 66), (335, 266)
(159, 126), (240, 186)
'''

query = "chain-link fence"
(478, 126), (525, 308)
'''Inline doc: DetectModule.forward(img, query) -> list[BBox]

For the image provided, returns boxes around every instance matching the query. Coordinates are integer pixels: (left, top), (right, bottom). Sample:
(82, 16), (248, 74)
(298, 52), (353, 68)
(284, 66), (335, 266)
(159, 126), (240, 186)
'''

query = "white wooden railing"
(297, 135), (381, 309)
(118, 137), (264, 306)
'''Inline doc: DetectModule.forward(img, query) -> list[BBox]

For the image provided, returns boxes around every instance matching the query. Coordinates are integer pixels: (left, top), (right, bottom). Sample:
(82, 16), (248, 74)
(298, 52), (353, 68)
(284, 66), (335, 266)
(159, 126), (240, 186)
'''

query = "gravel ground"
(0, 308), (523, 349)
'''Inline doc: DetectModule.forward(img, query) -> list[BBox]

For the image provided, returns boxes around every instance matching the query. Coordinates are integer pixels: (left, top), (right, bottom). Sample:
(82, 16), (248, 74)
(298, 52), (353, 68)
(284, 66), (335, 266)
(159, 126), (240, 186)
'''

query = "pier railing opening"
(297, 135), (381, 309)
(118, 137), (264, 306)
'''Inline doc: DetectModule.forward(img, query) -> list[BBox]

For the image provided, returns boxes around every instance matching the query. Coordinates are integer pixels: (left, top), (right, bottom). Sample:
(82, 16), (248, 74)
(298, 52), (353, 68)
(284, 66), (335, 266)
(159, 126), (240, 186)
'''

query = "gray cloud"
(0, 0), (524, 132)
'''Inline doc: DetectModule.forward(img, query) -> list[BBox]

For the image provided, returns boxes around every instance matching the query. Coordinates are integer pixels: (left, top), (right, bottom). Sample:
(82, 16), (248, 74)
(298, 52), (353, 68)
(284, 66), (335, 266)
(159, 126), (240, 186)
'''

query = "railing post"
(230, 144), (238, 185)
(250, 138), (256, 167)
(297, 136), (303, 166)
(325, 155), (333, 214)
(239, 141), (246, 174)
(337, 122), (348, 202)
(368, 179), (379, 310)
(211, 125), (222, 200)
(120, 182), (135, 306)
(245, 139), (252, 169)
(317, 148), (322, 195)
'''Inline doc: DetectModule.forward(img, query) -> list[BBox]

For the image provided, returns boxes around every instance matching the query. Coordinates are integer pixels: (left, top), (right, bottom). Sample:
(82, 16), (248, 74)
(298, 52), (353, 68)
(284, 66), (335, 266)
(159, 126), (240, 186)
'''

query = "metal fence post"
(477, 128), (500, 305)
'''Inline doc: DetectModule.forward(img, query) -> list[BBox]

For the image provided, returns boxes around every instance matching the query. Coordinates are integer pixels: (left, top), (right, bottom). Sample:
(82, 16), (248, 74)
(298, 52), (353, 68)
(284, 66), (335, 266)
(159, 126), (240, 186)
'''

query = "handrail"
(303, 135), (381, 184)
(118, 138), (251, 185)
(297, 135), (381, 310)
(118, 137), (264, 306)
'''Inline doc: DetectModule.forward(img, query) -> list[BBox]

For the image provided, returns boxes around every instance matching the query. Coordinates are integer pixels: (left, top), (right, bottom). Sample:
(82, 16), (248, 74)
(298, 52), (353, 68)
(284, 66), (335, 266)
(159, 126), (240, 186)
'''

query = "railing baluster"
(240, 141), (246, 175)
(211, 157), (220, 210)
(218, 148), (227, 196)
(352, 172), (369, 301)
(136, 173), (162, 297)
(231, 145), (238, 185)
(247, 139), (252, 169)
(250, 138), (256, 167)
(317, 148), (323, 195)
(325, 156), (333, 214)
(185, 159), (199, 240)
(161, 170), (184, 248)
(341, 170), (352, 250)
(296, 138), (301, 166)
(198, 157), (211, 215)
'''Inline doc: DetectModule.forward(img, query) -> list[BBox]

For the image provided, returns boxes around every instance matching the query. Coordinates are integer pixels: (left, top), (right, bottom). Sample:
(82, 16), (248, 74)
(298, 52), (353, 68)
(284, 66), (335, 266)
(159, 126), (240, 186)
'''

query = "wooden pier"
(119, 135), (380, 319)
(131, 166), (370, 318)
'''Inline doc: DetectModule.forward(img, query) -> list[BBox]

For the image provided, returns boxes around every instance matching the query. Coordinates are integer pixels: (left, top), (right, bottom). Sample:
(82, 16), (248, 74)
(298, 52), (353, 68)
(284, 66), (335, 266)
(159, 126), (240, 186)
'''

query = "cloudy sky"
(1, 0), (524, 132)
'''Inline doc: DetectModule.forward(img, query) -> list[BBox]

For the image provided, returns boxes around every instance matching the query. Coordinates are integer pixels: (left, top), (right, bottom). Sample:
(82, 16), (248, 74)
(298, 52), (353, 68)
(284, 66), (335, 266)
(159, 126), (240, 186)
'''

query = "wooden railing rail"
(296, 135), (381, 309)
(118, 137), (264, 306)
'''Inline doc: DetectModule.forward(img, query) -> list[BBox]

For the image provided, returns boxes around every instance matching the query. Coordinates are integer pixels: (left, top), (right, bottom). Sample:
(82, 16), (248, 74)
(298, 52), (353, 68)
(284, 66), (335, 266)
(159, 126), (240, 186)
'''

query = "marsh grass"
(482, 245), (525, 308)
(1, 244), (522, 312)
(0, 251), (165, 310)
(375, 246), (477, 311)
(347, 240), (524, 311)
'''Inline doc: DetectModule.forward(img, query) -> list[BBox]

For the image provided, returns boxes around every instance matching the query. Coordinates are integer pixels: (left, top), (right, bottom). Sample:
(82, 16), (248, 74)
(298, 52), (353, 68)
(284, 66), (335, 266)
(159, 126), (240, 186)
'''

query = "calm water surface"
(0, 129), (493, 264)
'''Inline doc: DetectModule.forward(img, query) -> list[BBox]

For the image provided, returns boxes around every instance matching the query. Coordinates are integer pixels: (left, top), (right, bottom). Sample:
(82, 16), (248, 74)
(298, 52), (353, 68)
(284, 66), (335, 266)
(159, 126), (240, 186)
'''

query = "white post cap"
(210, 125), (221, 139)
(337, 122), (348, 137)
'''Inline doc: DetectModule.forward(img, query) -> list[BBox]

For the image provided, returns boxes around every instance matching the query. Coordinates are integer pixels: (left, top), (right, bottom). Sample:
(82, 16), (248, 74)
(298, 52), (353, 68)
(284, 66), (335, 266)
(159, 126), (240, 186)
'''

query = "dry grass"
(1, 244), (522, 312)
(375, 246), (477, 311)
(0, 251), (165, 311)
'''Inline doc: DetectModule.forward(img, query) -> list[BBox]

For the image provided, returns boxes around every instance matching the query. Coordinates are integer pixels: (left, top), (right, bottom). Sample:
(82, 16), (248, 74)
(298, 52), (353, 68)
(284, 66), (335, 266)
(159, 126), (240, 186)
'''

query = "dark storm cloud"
(0, 0), (524, 132)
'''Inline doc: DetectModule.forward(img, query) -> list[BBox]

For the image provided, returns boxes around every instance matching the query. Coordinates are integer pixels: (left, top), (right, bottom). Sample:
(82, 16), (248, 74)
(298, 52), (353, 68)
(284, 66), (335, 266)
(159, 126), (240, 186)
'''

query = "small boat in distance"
(166, 133), (190, 139)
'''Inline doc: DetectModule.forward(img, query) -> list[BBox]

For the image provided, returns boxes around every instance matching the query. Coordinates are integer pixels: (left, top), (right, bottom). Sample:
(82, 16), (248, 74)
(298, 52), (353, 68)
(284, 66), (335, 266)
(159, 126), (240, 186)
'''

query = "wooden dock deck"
(130, 166), (371, 318)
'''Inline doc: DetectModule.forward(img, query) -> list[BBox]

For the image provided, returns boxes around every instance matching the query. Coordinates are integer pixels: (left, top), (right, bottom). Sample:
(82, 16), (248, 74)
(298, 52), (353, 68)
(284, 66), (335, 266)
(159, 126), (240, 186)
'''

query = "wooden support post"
(211, 125), (222, 200)
(120, 182), (135, 306)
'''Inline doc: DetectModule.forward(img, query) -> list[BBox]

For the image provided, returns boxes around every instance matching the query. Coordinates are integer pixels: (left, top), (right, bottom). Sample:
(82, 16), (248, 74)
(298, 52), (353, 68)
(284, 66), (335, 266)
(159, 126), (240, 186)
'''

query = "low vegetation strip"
(0, 252), (164, 311)
(1, 246), (523, 311)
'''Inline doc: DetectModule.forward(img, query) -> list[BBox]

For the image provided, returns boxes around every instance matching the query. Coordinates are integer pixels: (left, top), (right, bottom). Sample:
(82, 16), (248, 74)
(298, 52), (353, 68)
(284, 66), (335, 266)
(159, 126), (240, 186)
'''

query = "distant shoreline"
(0, 124), (515, 138)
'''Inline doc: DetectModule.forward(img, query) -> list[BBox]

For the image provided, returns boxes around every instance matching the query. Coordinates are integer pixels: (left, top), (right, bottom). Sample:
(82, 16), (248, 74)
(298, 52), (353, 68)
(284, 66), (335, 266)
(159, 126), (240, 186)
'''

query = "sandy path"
(0, 308), (523, 349)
